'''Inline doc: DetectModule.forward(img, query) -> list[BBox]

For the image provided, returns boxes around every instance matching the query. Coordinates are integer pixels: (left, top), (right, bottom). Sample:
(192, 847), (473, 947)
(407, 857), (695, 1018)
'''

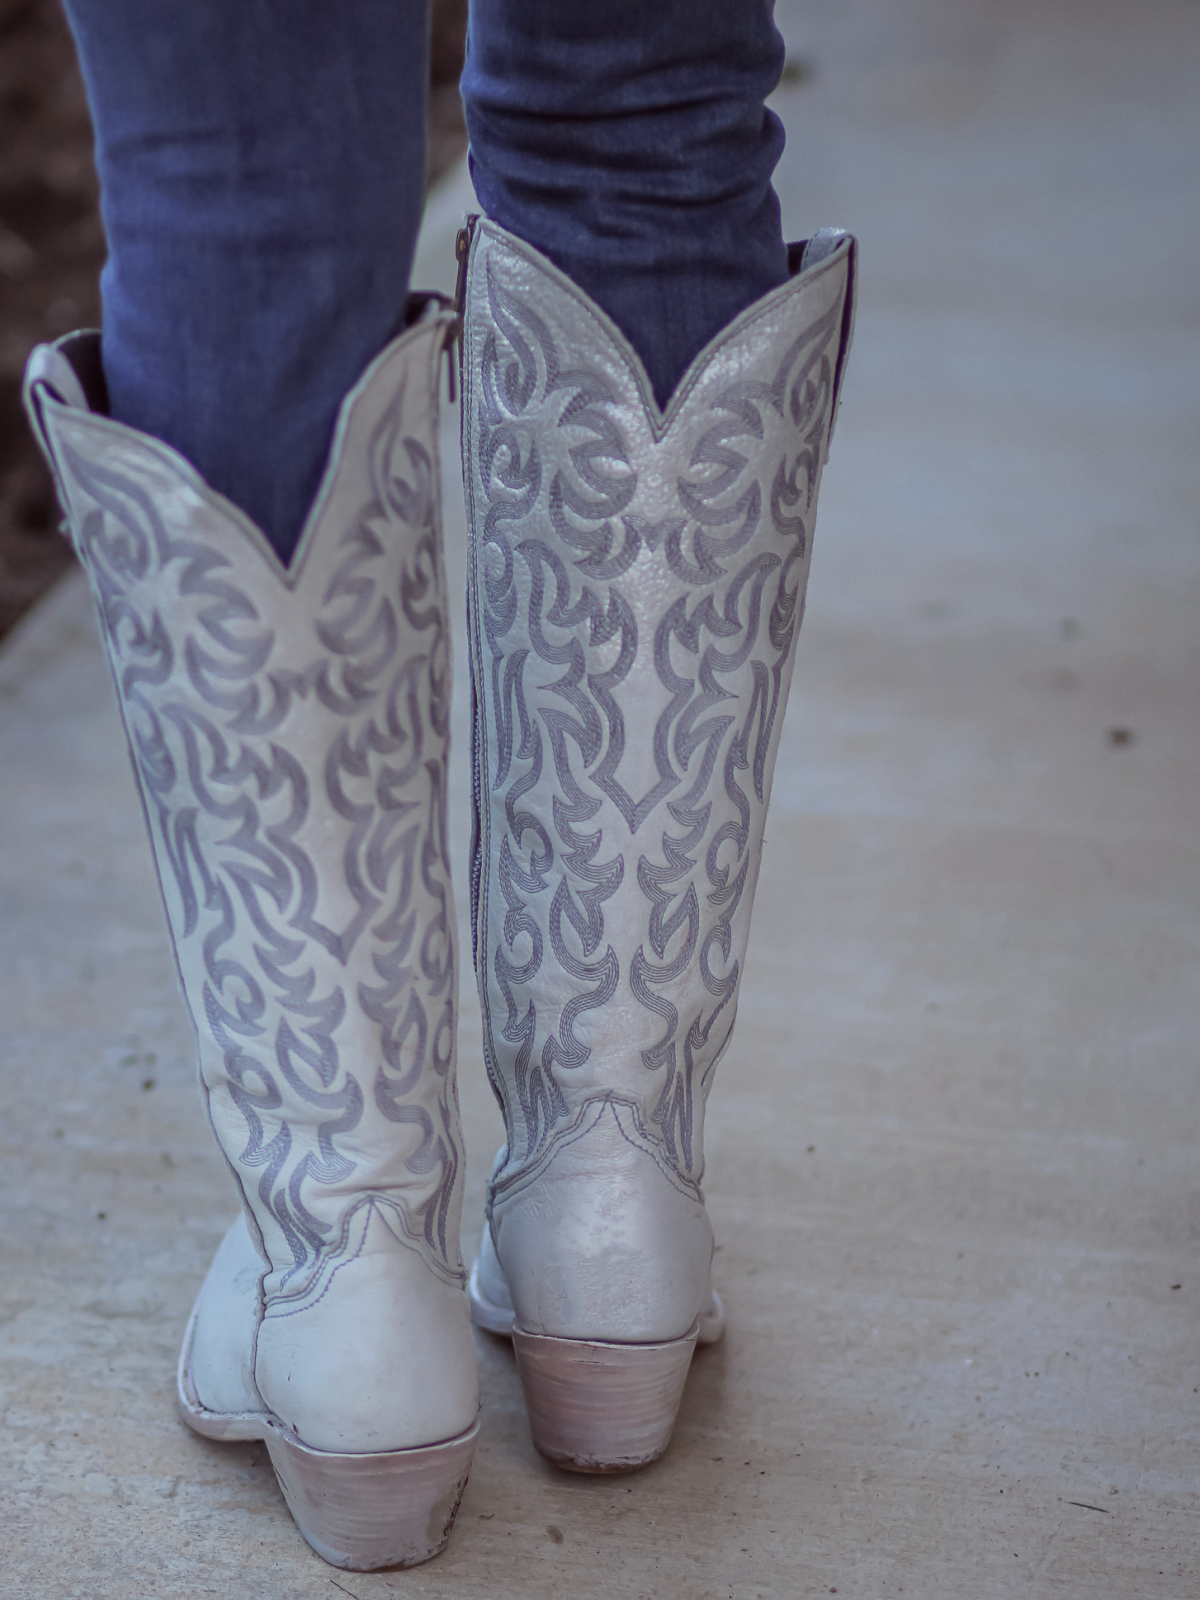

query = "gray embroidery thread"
(465, 234), (843, 1193)
(47, 353), (464, 1306)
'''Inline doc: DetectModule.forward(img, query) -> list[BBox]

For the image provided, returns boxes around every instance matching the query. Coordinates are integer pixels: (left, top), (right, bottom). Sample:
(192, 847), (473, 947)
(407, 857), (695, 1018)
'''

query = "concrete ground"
(2, 0), (1198, 1594)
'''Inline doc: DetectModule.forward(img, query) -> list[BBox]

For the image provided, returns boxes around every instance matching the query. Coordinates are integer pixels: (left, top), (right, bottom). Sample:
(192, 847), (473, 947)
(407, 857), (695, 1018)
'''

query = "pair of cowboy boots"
(23, 217), (855, 1570)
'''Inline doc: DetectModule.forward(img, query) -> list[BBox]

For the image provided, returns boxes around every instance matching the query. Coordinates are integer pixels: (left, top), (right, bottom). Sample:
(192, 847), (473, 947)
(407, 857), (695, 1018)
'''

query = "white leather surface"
(489, 1107), (715, 1342)
(189, 1213), (265, 1418)
(254, 1204), (480, 1451)
(472, 1220), (515, 1317)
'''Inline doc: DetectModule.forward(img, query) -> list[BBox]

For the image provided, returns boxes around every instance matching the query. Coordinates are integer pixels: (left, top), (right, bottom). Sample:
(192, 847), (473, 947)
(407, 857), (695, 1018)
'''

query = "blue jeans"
(61, 0), (788, 563)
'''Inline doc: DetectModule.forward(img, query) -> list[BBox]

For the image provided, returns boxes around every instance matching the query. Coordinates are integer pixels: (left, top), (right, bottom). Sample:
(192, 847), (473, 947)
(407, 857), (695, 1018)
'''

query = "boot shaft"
(25, 312), (467, 1305)
(461, 219), (856, 1194)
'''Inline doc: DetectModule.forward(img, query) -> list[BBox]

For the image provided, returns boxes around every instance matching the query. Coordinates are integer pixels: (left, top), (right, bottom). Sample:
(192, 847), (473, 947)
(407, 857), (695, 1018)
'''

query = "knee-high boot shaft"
(461, 219), (855, 1353)
(24, 310), (479, 1477)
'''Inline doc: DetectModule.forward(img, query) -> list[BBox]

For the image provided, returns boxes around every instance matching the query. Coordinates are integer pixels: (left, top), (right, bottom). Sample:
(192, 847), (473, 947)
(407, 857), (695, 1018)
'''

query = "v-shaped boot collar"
(24, 308), (456, 593)
(461, 216), (856, 449)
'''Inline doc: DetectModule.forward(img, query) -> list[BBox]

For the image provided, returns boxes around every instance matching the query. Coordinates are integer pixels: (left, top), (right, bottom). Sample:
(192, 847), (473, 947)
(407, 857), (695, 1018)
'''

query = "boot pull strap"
(22, 333), (107, 536)
(790, 230), (858, 461)
(823, 234), (858, 458)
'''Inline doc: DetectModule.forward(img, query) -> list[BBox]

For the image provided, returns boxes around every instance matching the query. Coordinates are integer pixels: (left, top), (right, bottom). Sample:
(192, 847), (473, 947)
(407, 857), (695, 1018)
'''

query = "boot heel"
(263, 1419), (479, 1571)
(512, 1323), (699, 1472)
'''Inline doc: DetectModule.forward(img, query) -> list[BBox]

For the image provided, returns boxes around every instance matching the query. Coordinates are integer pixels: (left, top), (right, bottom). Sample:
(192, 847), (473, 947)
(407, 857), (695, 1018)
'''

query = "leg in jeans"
(462, 0), (790, 407)
(59, 0), (429, 563)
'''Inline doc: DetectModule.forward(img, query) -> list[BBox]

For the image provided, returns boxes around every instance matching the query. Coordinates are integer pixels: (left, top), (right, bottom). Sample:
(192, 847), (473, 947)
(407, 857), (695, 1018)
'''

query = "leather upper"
(25, 317), (479, 1450)
(460, 220), (855, 1340)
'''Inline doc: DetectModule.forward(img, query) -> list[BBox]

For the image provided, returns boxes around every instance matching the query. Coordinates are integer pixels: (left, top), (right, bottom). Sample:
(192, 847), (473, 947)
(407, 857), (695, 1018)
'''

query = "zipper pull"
(443, 321), (458, 404)
(450, 215), (479, 408)
(453, 214), (480, 321)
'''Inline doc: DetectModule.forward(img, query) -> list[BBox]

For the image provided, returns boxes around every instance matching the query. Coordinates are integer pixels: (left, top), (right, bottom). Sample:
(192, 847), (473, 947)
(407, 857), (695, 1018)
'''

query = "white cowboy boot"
(24, 304), (479, 1569)
(459, 218), (856, 1471)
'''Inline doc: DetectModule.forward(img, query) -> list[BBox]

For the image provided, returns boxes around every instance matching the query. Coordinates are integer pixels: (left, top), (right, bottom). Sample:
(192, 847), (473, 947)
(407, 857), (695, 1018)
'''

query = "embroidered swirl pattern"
(464, 231), (846, 1190)
(45, 331), (464, 1301)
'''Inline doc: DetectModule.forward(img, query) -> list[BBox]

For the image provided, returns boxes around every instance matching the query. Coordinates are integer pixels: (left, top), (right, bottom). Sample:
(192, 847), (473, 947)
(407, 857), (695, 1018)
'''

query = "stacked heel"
(512, 1323), (699, 1472)
(263, 1421), (479, 1570)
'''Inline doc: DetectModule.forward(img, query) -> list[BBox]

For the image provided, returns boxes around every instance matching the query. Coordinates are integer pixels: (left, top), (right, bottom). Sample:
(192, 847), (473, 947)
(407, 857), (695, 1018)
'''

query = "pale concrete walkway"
(3, 2), (1198, 1595)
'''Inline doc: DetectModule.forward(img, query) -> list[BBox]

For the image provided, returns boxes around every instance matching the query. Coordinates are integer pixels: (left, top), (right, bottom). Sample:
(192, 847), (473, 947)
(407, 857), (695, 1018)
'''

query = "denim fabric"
(61, 1), (789, 564)
(60, 0), (429, 561)
(463, 0), (789, 410)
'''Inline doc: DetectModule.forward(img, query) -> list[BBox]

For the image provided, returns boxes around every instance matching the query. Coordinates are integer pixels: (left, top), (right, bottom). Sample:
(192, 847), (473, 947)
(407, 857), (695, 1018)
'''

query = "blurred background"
(0, 0), (469, 640)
